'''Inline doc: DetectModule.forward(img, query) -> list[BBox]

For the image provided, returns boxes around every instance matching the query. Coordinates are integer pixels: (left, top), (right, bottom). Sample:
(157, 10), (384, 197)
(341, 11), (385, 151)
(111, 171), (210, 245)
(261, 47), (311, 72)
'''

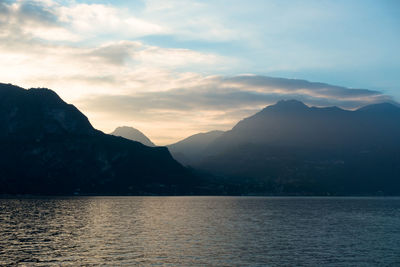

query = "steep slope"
(111, 126), (155, 147)
(195, 100), (400, 195)
(0, 83), (198, 195)
(167, 130), (224, 166)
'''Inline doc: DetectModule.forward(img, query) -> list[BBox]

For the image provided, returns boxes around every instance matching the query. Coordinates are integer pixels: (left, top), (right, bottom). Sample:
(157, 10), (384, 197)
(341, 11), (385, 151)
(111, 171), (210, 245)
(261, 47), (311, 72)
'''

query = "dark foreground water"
(1, 197), (400, 266)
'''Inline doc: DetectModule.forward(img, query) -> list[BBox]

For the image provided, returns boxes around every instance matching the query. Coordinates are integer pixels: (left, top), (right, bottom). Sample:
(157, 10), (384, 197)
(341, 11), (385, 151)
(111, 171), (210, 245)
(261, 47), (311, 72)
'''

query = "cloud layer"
(0, 1), (228, 99)
(79, 75), (393, 144)
(0, 0), (397, 144)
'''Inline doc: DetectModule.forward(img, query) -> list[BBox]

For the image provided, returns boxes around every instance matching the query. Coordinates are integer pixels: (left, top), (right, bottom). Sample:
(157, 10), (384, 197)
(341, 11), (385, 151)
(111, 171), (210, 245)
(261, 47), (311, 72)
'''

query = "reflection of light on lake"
(1, 197), (400, 266)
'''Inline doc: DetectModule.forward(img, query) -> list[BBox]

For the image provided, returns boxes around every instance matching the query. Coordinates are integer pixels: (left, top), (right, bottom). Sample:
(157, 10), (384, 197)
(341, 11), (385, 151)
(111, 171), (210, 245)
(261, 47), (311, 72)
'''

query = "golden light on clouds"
(0, 0), (395, 145)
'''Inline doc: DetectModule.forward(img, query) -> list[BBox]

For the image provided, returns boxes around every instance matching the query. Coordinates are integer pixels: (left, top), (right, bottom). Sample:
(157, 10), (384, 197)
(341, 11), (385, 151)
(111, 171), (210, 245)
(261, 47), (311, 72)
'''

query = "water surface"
(1, 197), (399, 266)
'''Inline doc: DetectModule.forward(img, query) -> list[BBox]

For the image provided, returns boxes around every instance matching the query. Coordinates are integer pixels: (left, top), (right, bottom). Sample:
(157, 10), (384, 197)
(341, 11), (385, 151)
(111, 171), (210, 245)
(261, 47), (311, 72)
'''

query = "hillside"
(167, 130), (224, 165)
(0, 83), (199, 195)
(192, 100), (400, 195)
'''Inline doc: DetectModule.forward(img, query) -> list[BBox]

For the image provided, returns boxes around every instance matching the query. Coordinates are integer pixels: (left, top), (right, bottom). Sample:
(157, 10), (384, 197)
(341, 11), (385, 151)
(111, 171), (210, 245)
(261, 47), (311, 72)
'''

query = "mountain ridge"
(2, 84), (400, 195)
(167, 130), (224, 166)
(185, 99), (400, 195)
(0, 83), (201, 195)
(111, 126), (155, 147)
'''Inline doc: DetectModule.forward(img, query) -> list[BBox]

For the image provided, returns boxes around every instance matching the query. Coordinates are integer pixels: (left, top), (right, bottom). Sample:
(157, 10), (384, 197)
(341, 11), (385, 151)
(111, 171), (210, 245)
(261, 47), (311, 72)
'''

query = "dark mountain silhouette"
(0, 83), (201, 195)
(167, 130), (224, 166)
(111, 126), (155, 147)
(190, 100), (400, 195)
(2, 83), (399, 196)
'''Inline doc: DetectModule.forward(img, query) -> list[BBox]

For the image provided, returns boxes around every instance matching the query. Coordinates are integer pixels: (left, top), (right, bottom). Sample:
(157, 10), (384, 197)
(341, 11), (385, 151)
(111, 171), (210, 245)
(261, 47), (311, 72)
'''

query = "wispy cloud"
(0, 0), (167, 42)
(0, 0), (80, 41)
(57, 2), (166, 39)
(142, 0), (239, 42)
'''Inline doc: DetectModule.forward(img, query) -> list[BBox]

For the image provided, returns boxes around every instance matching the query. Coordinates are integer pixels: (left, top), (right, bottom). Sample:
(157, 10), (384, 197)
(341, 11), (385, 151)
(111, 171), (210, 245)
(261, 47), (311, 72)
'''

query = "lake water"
(0, 197), (399, 266)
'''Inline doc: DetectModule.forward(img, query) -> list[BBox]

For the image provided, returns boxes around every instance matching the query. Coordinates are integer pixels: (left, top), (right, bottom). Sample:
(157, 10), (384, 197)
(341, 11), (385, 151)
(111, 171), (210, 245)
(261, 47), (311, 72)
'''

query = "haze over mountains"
(0, 83), (199, 195)
(111, 126), (155, 147)
(168, 131), (224, 166)
(1, 82), (400, 195)
(171, 100), (400, 195)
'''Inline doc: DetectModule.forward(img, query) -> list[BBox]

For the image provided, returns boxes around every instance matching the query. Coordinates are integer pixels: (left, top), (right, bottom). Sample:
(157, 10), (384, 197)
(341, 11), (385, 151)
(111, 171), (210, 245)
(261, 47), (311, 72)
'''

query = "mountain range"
(169, 100), (400, 195)
(1, 82), (400, 195)
(0, 83), (201, 195)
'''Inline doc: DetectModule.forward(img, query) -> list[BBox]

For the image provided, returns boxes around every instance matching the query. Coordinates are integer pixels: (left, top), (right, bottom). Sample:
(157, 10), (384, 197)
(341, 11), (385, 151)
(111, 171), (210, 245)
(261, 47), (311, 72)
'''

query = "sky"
(0, 0), (399, 144)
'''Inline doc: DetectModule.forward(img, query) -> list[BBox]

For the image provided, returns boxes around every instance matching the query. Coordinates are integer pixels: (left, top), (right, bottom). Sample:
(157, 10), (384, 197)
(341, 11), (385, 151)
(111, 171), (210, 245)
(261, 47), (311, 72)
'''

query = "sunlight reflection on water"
(1, 196), (400, 266)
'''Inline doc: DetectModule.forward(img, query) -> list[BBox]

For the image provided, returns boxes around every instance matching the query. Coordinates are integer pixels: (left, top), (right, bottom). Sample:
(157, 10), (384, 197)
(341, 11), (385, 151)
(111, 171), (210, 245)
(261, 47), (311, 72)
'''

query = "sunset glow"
(1, 0), (399, 144)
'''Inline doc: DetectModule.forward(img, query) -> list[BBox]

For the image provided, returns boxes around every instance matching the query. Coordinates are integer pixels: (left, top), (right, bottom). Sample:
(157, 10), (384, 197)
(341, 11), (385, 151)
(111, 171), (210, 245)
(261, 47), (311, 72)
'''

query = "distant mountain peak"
(111, 126), (155, 147)
(357, 102), (400, 113)
(270, 99), (309, 110)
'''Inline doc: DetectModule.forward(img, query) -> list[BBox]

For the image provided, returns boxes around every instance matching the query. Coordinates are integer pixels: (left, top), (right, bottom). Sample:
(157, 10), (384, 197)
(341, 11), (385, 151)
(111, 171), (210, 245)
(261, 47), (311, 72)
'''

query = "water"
(0, 197), (399, 266)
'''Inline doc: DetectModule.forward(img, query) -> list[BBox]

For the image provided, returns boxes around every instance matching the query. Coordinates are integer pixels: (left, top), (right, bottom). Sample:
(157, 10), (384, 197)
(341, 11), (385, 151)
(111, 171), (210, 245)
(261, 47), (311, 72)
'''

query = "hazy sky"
(0, 0), (399, 144)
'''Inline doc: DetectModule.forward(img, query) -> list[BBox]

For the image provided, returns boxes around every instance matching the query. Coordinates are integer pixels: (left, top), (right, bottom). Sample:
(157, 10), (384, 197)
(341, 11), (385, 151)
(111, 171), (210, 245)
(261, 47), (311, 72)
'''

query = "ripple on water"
(1, 196), (400, 266)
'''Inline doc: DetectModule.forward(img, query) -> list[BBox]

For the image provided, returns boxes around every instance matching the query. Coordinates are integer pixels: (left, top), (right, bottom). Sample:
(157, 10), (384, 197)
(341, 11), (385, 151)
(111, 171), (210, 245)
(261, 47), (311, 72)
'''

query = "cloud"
(0, 0), (229, 92)
(77, 75), (393, 144)
(0, 0), (397, 144)
(0, 0), (80, 42)
(0, 0), (167, 43)
(222, 75), (387, 101)
(0, 18), (227, 101)
(81, 75), (392, 113)
(57, 3), (166, 39)
(142, 0), (238, 42)
(0, 0), (241, 45)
